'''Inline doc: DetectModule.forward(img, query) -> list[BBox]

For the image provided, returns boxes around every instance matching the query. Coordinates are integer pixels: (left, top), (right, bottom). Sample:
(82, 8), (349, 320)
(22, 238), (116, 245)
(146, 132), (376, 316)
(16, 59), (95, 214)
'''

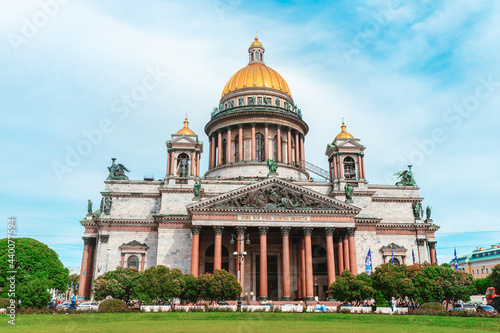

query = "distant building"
(453, 244), (500, 278)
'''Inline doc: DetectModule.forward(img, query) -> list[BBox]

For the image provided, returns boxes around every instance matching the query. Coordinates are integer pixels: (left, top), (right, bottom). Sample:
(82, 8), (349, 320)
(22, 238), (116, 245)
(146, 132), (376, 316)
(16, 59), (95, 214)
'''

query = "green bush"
(98, 299), (130, 313)
(420, 302), (446, 311)
(17, 307), (52, 315)
(0, 298), (12, 309)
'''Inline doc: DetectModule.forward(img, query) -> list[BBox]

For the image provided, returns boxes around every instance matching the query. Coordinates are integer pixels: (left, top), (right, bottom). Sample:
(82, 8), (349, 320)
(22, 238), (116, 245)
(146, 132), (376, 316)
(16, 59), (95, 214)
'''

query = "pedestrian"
(390, 297), (396, 314)
(315, 302), (327, 313)
(71, 294), (76, 311)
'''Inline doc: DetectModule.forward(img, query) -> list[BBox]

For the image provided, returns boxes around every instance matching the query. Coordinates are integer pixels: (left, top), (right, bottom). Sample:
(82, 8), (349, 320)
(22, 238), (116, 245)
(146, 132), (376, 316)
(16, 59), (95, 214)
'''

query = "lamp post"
(230, 233), (250, 308)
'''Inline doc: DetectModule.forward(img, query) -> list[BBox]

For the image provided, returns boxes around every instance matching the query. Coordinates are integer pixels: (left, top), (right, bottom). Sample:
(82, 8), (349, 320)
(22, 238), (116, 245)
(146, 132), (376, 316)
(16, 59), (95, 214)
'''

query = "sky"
(0, 0), (499, 269)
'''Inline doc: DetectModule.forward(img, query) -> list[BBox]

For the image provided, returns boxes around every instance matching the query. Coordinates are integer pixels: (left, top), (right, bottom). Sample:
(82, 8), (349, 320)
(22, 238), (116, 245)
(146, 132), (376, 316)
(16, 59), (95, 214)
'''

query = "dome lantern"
(335, 118), (354, 140)
(248, 36), (265, 64)
(176, 116), (195, 135)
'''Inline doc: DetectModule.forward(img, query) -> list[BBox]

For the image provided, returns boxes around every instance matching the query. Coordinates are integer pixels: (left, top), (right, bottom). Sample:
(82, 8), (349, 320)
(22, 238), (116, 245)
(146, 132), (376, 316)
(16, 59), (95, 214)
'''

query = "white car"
(77, 302), (99, 311)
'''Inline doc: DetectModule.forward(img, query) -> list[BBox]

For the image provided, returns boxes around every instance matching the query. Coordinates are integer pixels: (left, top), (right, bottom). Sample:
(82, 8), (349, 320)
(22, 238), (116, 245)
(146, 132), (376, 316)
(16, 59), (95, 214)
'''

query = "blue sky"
(1, 0), (499, 269)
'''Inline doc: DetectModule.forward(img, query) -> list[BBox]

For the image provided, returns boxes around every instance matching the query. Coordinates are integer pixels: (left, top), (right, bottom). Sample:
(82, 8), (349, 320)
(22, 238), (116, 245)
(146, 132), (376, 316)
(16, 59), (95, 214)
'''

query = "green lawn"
(4, 312), (500, 332)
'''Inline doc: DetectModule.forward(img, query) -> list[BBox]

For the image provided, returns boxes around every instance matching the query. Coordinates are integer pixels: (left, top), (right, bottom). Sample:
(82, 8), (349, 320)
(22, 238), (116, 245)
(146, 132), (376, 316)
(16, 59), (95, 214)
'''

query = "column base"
(281, 297), (292, 301)
(304, 296), (315, 301)
(259, 296), (268, 301)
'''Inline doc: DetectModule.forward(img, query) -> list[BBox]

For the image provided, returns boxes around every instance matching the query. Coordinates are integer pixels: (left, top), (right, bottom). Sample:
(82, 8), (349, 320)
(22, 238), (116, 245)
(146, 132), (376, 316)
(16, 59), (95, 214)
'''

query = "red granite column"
(333, 155), (338, 179)
(170, 151), (176, 176)
(325, 227), (336, 285)
(264, 124), (269, 160)
(359, 154), (365, 179)
(281, 227), (292, 300)
(141, 254), (145, 272)
(209, 135), (215, 169)
(191, 226), (201, 276)
(196, 152), (200, 177)
(259, 226), (269, 300)
(85, 241), (96, 297)
(339, 154), (344, 178)
(303, 227), (314, 300)
(238, 126), (243, 162)
(217, 131), (222, 166)
(277, 125), (282, 162)
(190, 152), (195, 176)
(300, 135), (305, 163)
(166, 150), (171, 175)
(337, 239), (344, 273)
(300, 238), (306, 298)
(347, 228), (357, 275)
(78, 240), (90, 298)
(429, 241), (437, 264)
(287, 128), (292, 164)
(343, 234), (350, 272)
(294, 132), (299, 165)
(236, 226), (247, 297)
(251, 123), (256, 161)
(214, 226), (224, 270)
(120, 253), (125, 268)
(227, 127), (232, 163)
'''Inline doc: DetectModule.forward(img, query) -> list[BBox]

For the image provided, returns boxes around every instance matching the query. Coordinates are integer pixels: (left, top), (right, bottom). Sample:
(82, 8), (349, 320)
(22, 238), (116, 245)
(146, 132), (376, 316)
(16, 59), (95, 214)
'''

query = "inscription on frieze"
(238, 215), (310, 221)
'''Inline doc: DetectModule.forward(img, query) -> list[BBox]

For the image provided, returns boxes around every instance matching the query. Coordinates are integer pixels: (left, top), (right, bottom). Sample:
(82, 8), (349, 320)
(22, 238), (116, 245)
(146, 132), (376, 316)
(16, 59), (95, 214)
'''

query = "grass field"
(4, 312), (500, 332)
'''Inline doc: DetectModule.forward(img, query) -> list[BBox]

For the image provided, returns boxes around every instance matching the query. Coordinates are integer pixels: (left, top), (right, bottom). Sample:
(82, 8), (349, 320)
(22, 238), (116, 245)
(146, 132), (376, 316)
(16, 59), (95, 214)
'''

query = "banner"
(365, 249), (373, 275)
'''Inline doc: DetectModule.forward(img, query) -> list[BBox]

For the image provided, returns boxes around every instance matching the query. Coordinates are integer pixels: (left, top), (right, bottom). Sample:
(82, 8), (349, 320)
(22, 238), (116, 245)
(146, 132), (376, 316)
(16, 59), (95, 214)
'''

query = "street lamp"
(230, 233), (250, 307)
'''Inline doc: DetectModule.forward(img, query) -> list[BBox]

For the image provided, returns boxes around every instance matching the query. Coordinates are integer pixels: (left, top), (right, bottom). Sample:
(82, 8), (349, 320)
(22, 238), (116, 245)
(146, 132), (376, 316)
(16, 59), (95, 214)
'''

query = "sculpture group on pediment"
(394, 165), (417, 186)
(107, 158), (130, 180)
(100, 196), (112, 215)
(217, 185), (332, 210)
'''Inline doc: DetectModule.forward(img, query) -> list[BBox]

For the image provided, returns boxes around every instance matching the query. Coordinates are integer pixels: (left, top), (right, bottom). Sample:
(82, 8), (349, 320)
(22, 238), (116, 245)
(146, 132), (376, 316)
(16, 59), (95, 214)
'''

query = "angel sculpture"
(266, 159), (279, 173)
(107, 158), (130, 180)
(394, 165), (417, 186)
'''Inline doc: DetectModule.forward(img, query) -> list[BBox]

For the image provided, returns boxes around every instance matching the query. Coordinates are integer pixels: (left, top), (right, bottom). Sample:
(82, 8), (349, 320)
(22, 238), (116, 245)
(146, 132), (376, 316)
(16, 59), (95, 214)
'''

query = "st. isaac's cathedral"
(78, 37), (439, 301)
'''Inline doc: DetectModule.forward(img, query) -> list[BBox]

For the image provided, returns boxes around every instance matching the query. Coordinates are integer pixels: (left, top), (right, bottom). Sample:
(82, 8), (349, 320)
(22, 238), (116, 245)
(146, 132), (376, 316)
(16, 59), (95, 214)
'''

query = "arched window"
(273, 135), (278, 161)
(222, 139), (227, 164)
(251, 52), (254, 61)
(291, 138), (296, 164)
(343, 156), (356, 179)
(127, 255), (139, 270)
(392, 258), (400, 267)
(256, 133), (265, 162)
(177, 153), (190, 177)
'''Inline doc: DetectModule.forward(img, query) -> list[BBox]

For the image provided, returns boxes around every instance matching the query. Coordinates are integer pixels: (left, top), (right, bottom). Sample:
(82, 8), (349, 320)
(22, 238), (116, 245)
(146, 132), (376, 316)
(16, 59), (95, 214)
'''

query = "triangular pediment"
(336, 140), (365, 149)
(170, 135), (197, 144)
(187, 178), (360, 214)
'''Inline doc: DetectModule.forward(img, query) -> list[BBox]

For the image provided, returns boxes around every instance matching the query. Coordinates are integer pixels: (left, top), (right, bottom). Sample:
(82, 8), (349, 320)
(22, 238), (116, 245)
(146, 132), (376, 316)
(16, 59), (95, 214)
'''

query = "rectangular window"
(257, 97), (262, 105)
(486, 268), (489, 274)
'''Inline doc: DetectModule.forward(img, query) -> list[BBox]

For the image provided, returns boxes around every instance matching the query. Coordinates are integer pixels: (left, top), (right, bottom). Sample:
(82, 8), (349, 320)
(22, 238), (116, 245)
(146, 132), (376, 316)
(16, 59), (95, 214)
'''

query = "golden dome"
(335, 118), (354, 140)
(249, 37), (263, 48)
(176, 117), (195, 135)
(221, 63), (291, 97)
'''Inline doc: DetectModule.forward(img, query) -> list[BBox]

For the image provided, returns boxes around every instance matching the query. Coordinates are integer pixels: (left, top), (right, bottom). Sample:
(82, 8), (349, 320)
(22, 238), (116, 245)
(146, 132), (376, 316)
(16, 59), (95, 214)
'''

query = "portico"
(187, 177), (360, 301)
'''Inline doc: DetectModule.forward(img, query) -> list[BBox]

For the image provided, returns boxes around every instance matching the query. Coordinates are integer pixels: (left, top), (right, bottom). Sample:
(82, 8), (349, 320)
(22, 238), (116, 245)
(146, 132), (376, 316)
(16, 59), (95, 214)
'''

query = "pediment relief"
(170, 135), (197, 144)
(187, 178), (360, 214)
(336, 140), (364, 149)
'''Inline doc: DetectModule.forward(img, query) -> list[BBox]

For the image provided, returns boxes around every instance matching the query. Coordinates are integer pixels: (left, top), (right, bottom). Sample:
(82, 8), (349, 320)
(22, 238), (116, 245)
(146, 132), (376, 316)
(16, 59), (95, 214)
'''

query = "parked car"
(449, 303), (475, 312)
(56, 302), (71, 312)
(77, 302), (99, 311)
(46, 301), (57, 311)
(476, 305), (497, 314)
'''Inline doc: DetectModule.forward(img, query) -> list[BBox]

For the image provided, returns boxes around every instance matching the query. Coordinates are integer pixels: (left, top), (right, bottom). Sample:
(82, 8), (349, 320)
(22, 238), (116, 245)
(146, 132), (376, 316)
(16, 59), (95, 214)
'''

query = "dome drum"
(205, 162), (309, 181)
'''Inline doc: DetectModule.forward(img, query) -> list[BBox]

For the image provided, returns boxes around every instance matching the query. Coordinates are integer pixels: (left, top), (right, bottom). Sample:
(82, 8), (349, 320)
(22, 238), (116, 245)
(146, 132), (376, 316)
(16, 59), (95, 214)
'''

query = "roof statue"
(394, 165), (417, 186)
(107, 158), (130, 180)
(344, 183), (354, 203)
(87, 199), (92, 215)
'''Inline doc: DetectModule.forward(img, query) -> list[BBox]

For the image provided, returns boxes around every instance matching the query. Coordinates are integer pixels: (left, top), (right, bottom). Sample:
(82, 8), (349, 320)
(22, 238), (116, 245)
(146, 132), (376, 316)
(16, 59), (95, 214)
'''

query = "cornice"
(101, 192), (161, 198)
(371, 197), (424, 202)
(330, 191), (376, 197)
(95, 218), (157, 226)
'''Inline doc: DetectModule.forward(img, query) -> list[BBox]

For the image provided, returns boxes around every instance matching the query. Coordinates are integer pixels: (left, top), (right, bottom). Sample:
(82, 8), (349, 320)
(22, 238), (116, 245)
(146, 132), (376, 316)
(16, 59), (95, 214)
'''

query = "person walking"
(390, 297), (396, 314)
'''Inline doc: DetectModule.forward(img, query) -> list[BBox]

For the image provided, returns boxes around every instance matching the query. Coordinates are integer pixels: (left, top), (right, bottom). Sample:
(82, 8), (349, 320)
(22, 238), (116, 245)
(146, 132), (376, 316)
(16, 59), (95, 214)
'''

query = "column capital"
(302, 227), (313, 236)
(83, 237), (96, 245)
(213, 226), (224, 235)
(191, 225), (202, 235)
(276, 124), (281, 129)
(346, 227), (357, 236)
(416, 239), (426, 246)
(325, 227), (335, 236)
(236, 226), (247, 235)
(238, 123), (244, 128)
(264, 123), (269, 128)
(251, 122), (256, 128)
(258, 226), (269, 236)
(428, 241), (437, 248)
(280, 226), (291, 236)
(99, 235), (109, 243)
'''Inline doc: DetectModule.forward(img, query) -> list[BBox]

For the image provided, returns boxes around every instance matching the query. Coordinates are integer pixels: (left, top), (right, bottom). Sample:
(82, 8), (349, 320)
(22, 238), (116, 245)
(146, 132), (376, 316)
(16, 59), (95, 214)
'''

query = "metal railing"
(298, 160), (329, 180)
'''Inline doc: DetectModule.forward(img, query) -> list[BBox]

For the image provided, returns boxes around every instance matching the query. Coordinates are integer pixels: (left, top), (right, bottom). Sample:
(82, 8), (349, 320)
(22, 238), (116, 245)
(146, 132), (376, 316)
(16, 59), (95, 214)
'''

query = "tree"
(196, 269), (241, 303)
(328, 271), (376, 305)
(0, 238), (69, 301)
(135, 266), (185, 305)
(371, 263), (412, 305)
(17, 278), (51, 308)
(475, 276), (492, 294)
(490, 264), (500, 292)
(93, 267), (140, 303)
(69, 274), (80, 295)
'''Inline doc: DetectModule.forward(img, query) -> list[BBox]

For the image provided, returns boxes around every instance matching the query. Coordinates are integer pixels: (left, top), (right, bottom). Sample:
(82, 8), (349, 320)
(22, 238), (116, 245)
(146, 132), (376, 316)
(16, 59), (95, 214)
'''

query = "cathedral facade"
(78, 38), (439, 301)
